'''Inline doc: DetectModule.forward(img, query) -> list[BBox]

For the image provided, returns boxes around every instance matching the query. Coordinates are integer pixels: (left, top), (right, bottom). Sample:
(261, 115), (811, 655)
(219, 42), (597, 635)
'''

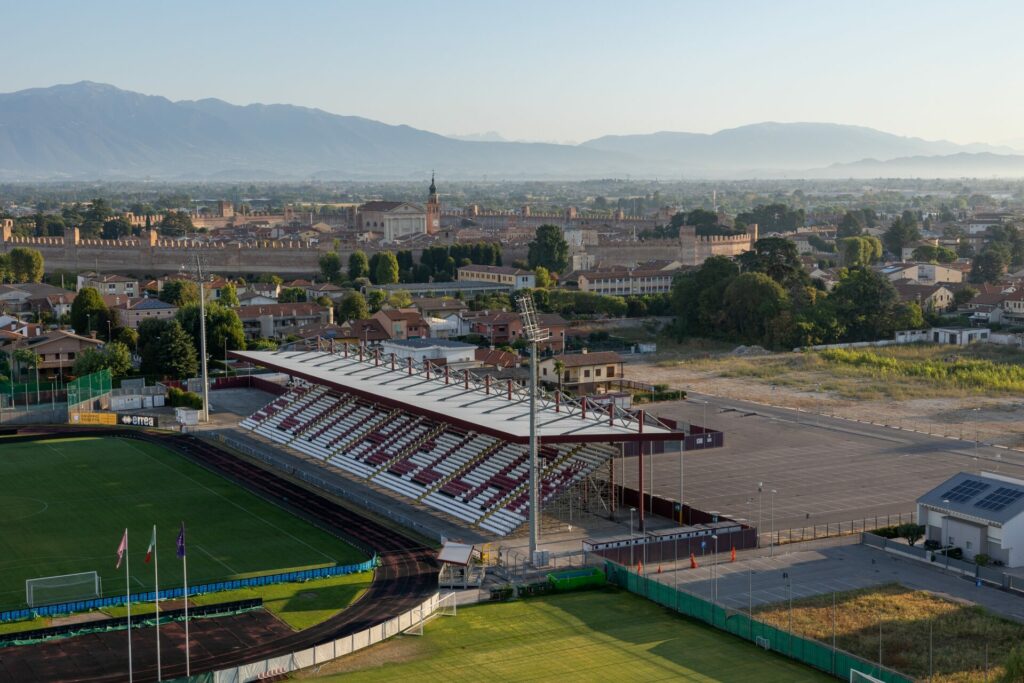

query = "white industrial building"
(917, 471), (1024, 567)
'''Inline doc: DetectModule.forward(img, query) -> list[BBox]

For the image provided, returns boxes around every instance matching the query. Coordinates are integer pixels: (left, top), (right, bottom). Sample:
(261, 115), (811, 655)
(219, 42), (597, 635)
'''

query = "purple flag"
(176, 522), (186, 559)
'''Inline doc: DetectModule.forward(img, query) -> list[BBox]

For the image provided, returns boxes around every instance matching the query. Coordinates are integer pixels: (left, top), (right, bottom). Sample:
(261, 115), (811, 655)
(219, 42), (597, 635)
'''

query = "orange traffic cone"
(690, 553), (698, 569)
(657, 565), (662, 574)
(731, 546), (737, 562)
(637, 560), (643, 574)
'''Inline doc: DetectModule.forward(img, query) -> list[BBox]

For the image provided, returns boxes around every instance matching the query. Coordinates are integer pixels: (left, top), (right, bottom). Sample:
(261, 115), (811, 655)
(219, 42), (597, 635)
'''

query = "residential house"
(465, 311), (523, 345)
(76, 272), (140, 297)
(576, 266), (680, 296)
(457, 265), (536, 290)
(892, 280), (955, 312)
(110, 298), (178, 330)
(11, 329), (104, 381)
(372, 308), (430, 340)
(236, 303), (333, 340)
(475, 347), (521, 369)
(237, 290), (278, 306)
(536, 313), (569, 353)
(336, 318), (391, 345)
(412, 297), (468, 318)
(538, 351), (624, 394)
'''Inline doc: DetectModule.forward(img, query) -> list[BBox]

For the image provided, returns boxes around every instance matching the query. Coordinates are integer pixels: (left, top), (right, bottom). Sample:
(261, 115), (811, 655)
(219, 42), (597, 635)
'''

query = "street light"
(769, 489), (777, 557)
(758, 482), (764, 548)
(629, 507), (636, 568)
(712, 534), (719, 604)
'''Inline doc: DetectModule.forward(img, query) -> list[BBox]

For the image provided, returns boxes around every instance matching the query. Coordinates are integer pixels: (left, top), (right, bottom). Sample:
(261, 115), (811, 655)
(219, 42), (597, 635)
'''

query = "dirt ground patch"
(292, 634), (426, 677)
(626, 343), (1024, 448)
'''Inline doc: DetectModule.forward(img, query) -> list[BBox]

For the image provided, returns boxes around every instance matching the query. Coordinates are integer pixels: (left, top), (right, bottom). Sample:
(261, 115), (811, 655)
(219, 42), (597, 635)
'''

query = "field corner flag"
(145, 526), (157, 564)
(730, 546), (736, 562)
(116, 528), (128, 569)
(690, 553), (698, 569)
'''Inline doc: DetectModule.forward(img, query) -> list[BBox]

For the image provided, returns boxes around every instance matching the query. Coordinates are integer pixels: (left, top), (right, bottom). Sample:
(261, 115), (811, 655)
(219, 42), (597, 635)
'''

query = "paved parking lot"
(618, 392), (1024, 532)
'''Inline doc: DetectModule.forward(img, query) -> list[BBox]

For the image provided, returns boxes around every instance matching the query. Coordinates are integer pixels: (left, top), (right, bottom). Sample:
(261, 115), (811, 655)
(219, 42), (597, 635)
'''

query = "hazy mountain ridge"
(0, 82), (1018, 179)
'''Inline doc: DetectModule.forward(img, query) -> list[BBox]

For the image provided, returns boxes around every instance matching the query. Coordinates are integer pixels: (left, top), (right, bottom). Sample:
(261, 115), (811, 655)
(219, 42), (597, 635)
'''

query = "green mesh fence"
(66, 368), (112, 413)
(606, 562), (912, 683)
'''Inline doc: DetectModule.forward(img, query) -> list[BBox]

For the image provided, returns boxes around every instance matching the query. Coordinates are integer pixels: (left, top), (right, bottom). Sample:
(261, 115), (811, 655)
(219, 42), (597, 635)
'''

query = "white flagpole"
(126, 528), (133, 683)
(183, 552), (190, 677)
(154, 524), (161, 681)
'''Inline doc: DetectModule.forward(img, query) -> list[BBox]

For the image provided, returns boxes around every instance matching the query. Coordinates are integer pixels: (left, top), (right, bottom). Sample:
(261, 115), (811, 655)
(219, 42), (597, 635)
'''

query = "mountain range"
(0, 82), (1020, 180)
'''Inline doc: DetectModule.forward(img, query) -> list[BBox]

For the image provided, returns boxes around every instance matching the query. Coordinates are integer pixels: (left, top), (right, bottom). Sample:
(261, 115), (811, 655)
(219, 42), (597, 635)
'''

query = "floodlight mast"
(186, 254), (211, 423)
(515, 293), (549, 566)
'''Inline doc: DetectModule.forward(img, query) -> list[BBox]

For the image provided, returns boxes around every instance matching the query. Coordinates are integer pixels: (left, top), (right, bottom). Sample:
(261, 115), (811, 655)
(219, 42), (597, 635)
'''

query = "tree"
(367, 290), (388, 313)
(101, 217), (133, 240)
(159, 321), (199, 379)
(138, 318), (170, 375)
(534, 266), (553, 288)
(115, 326), (139, 351)
(954, 286), (979, 308)
(12, 348), (40, 382)
(837, 211), (866, 238)
(970, 249), (1009, 284)
(159, 211), (194, 237)
(839, 236), (882, 267)
(69, 287), (115, 340)
(737, 237), (808, 289)
(527, 224), (569, 273)
(8, 247), (44, 282)
(375, 251), (400, 285)
(897, 523), (925, 547)
(336, 291), (369, 321)
(912, 245), (957, 263)
(319, 251), (343, 283)
(73, 341), (132, 377)
(388, 290), (412, 309)
(722, 272), (789, 345)
(278, 287), (307, 303)
(736, 204), (805, 232)
(176, 302), (246, 363)
(219, 282), (239, 307)
(348, 251), (370, 280)
(671, 256), (739, 339)
(159, 280), (200, 307)
(882, 216), (922, 257)
(827, 267), (900, 341)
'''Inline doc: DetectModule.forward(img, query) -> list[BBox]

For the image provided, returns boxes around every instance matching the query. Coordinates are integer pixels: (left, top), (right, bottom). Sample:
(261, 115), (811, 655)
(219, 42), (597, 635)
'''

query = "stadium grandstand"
(231, 345), (685, 537)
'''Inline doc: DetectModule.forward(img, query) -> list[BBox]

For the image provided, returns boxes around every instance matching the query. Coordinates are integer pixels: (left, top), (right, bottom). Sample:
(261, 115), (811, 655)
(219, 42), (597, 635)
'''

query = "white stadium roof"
(231, 348), (682, 445)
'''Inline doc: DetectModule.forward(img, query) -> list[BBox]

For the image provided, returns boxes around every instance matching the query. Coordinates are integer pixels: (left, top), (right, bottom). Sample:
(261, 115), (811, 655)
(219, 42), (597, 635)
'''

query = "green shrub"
(872, 525), (901, 539)
(167, 386), (203, 409)
(975, 553), (991, 567)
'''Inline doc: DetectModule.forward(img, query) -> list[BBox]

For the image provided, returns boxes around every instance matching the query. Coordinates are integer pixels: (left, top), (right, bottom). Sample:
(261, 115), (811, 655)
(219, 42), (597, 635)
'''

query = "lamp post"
(629, 507), (636, 568)
(942, 499), (951, 569)
(769, 489), (777, 557)
(712, 534), (719, 604)
(758, 482), (764, 548)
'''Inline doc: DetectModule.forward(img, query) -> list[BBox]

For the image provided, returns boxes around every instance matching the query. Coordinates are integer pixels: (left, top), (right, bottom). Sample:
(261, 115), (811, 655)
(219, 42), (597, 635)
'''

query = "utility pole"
(187, 256), (211, 423)
(516, 293), (548, 567)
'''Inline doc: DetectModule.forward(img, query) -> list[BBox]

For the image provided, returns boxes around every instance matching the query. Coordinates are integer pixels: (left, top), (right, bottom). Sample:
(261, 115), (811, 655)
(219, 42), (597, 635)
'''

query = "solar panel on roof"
(940, 479), (990, 503)
(974, 487), (1024, 512)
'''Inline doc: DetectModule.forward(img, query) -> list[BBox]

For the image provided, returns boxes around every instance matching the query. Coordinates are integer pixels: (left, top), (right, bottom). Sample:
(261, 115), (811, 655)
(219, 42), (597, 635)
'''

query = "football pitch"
(0, 436), (366, 611)
(312, 590), (831, 682)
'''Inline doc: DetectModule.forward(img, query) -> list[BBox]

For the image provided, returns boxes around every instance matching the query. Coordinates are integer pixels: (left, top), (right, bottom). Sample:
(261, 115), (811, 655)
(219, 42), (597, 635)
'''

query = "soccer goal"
(849, 670), (886, 683)
(26, 571), (101, 608)
(405, 592), (458, 636)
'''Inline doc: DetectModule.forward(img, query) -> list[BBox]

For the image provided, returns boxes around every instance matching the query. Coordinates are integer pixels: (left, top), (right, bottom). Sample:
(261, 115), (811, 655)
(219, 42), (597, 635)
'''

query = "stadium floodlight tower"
(182, 254), (211, 423)
(515, 292), (549, 566)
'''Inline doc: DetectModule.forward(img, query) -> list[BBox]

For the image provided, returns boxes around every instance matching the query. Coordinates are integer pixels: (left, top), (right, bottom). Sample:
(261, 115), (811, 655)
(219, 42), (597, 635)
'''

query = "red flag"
(145, 526), (157, 564)
(115, 529), (128, 569)
(690, 553), (698, 569)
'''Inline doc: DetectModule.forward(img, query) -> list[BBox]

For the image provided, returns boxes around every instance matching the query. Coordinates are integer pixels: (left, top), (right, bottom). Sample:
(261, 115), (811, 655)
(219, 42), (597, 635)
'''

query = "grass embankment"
(659, 343), (1024, 400)
(755, 583), (1024, 682)
(297, 589), (830, 682)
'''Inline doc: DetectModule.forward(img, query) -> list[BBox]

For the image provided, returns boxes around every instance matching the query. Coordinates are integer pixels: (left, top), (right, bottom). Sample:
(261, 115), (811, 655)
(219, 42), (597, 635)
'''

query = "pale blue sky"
(3, 0), (1022, 144)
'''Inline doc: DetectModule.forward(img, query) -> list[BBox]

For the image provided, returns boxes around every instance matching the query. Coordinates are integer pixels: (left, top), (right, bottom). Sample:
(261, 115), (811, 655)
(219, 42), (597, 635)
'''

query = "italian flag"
(145, 526), (156, 564)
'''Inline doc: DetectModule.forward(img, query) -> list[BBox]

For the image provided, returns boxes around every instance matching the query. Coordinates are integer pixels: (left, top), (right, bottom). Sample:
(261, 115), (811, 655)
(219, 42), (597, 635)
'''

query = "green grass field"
(301, 589), (831, 682)
(0, 436), (366, 611)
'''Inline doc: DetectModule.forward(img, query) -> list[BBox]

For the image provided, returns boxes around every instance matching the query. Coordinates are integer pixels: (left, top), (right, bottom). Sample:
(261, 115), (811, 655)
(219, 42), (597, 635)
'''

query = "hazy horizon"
(3, 0), (1023, 147)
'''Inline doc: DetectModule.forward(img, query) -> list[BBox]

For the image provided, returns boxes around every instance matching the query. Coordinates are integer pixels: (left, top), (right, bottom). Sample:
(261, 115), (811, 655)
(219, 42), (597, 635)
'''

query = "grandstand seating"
(239, 381), (616, 536)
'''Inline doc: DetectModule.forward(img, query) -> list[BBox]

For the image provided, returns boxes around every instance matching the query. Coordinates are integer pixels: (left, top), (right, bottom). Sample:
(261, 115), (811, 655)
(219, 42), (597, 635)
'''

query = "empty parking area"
(619, 393), (1024, 532)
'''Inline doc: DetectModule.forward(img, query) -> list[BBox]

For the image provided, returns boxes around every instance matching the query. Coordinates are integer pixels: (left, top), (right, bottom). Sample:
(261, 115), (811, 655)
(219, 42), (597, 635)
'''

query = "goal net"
(26, 571), (101, 608)
(850, 670), (886, 683)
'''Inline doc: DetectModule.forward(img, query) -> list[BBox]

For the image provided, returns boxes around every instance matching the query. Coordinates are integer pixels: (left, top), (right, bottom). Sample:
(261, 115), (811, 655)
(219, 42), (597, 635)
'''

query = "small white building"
(917, 471), (1024, 566)
(380, 338), (477, 366)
